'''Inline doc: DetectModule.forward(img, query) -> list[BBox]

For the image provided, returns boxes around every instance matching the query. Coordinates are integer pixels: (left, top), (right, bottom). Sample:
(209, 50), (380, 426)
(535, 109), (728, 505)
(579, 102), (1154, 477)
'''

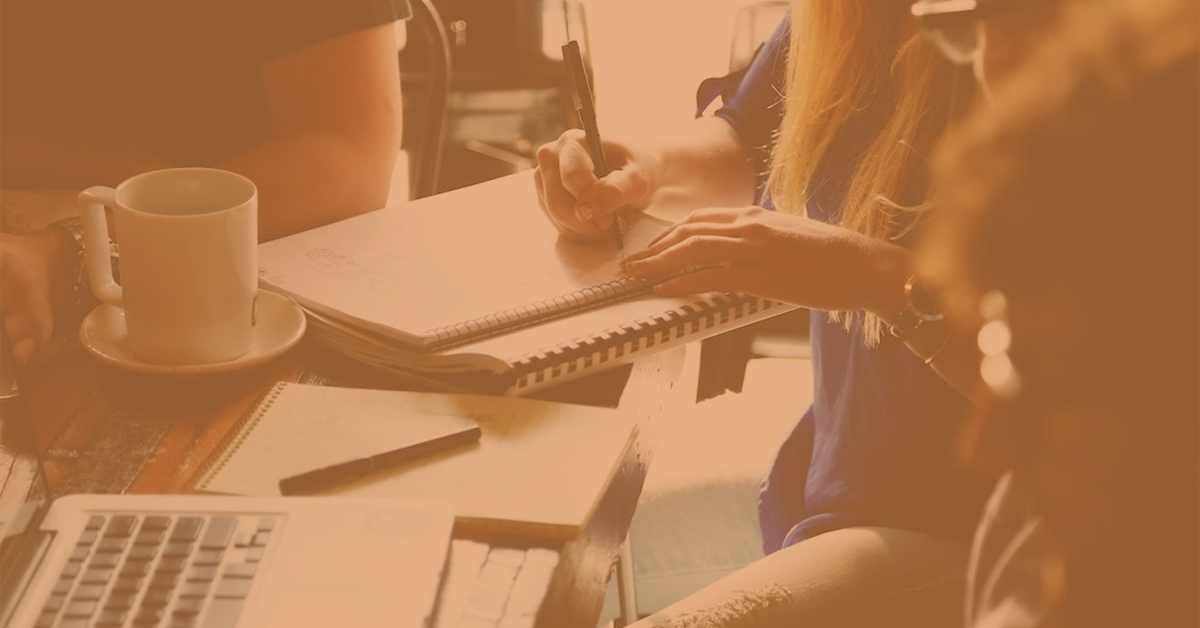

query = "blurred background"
(401, 0), (785, 195)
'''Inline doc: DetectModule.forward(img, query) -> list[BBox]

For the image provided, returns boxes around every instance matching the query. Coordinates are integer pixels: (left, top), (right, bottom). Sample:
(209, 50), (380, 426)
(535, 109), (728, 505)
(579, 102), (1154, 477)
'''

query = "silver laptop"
(0, 377), (456, 628)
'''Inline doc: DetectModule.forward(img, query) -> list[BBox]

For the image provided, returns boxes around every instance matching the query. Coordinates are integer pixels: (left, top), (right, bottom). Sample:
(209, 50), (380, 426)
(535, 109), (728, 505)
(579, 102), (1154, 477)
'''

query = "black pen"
(562, 40), (624, 250)
(278, 425), (482, 495)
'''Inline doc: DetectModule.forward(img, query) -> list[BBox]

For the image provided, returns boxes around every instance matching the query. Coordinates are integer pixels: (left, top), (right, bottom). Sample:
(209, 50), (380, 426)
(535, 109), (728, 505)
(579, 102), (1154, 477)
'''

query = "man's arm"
(220, 22), (403, 242)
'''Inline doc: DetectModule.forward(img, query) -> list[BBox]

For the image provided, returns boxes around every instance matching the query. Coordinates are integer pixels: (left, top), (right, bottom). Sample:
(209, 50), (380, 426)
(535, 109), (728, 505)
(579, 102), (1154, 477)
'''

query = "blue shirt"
(698, 18), (987, 552)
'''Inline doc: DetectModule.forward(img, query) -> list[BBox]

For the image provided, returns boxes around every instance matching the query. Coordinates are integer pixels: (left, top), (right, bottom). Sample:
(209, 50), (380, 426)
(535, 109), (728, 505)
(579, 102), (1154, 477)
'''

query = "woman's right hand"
(532, 129), (662, 241)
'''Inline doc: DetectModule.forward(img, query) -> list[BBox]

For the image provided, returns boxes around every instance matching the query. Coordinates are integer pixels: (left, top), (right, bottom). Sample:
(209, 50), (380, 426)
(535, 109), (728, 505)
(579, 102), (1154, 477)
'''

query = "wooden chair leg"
(614, 531), (638, 627)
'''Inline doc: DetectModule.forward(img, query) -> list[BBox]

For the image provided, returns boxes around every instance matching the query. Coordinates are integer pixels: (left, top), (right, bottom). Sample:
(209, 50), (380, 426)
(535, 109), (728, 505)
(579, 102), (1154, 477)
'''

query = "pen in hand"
(278, 425), (482, 495)
(562, 40), (624, 250)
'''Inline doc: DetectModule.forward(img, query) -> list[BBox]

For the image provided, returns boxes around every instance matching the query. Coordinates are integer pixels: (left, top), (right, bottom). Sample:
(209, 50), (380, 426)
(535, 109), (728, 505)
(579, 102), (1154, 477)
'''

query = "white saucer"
(79, 290), (307, 375)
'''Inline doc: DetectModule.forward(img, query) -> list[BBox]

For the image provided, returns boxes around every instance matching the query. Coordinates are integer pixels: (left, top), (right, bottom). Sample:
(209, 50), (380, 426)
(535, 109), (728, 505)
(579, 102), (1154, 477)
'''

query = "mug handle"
(77, 187), (122, 307)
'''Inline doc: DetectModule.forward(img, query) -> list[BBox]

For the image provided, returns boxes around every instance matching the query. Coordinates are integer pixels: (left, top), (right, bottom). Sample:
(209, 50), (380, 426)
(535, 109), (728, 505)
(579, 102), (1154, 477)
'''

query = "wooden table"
(0, 332), (693, 628)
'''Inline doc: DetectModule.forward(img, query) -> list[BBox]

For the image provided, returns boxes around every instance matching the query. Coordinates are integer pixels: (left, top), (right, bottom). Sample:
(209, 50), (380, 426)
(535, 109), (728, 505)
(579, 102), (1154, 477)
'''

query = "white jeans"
(631, 526), (970, 628)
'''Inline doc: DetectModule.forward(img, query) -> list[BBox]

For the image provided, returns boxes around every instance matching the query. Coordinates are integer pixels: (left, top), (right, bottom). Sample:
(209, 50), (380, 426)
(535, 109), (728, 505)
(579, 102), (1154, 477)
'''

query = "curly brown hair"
(923, 1), (1199, 626)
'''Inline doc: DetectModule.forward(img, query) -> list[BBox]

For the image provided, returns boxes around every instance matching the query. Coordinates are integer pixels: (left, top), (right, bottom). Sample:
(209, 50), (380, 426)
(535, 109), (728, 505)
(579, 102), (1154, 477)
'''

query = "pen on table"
(278, 425), (482, 496)
(562, 39), (624, 250)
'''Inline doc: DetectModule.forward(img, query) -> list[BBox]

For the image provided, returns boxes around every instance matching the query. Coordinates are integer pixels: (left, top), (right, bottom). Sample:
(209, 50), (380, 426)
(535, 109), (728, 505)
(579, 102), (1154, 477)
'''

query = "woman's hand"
(620, 206), (910, 314)
(533, 129), (662, 241)
(0, 229), (78, 367)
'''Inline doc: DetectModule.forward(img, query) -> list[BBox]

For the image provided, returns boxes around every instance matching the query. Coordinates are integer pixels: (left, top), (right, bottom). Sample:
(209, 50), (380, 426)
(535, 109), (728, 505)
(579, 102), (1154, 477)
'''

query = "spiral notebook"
(258, 172), (795, 394)
(191, 381), (638, 539)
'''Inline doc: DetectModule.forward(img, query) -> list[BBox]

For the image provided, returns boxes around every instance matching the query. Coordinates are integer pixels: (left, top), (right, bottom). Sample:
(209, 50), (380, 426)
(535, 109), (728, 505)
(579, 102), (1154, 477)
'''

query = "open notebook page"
(195, 382), (638, 539)
(258, 172), (671, 349)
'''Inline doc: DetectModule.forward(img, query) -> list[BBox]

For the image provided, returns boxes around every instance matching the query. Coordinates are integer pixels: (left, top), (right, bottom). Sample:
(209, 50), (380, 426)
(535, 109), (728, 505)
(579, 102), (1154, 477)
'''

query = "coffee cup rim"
(114, 167), (257, 218)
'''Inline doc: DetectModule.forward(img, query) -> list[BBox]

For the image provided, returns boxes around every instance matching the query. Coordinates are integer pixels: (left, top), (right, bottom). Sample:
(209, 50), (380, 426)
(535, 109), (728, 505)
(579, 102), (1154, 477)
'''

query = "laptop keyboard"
(35, 513), (276, 628)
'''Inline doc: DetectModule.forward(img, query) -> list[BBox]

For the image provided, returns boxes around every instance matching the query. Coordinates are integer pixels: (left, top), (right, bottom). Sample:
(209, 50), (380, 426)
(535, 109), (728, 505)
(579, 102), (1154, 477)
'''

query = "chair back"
(406, 0), (452, 199)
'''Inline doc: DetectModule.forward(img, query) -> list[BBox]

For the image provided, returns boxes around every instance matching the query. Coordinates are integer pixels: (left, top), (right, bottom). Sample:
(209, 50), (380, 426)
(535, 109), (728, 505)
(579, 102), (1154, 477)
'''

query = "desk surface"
(0, 335), (691, 628)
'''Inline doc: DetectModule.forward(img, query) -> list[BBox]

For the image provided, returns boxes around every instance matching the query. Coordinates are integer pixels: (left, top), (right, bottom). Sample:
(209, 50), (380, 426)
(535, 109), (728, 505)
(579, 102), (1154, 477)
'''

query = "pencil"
(562, 40), (624, 250)
(278, 425), (482, 495)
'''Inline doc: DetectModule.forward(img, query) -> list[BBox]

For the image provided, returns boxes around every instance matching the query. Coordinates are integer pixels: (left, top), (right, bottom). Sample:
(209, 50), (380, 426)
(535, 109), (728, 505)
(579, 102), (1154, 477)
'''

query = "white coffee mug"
(78, 168), (259, 365)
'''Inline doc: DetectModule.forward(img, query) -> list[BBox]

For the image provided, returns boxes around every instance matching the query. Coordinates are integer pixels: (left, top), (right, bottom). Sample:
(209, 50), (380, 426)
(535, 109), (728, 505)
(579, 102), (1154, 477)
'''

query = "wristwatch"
(888, 275), (944, 339)
(54, 216), (119, 314)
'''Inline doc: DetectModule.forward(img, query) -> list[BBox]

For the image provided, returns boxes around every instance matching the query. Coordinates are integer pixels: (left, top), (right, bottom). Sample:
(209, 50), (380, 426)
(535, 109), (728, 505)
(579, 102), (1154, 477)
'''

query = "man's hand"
(0, 229), (78, 368)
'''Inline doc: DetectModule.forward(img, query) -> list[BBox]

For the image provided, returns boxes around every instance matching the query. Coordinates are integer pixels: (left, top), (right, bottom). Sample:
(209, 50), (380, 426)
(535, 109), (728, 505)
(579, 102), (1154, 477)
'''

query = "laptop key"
(127, 547), (159, 565)
(72, 584), (106, 600)
(112, 576), (144, 594)
(135, 529), (168, 546)
(104, 515), (138, 538)
(105, 593), (136, 611)
(85, 515), (106, 531)
(142, 588), (173, 608)
(62, 599), (97, 617)
(222, 563), (256, 579)
(178, 582), (209, 599)
(157, 557), (188, 574)
(134, 606), (166, 626)
(200, 517), (236, 549)
(59, 561), (82, 578)
(193, 550), (223, 566)
(186, 566), (217, 583)
(33, 610), (58, 628)
(42, 593), (66, 611)
(200, 598), (244, 628)
(89, 552), (121, 569)
(170, 517), (204, 543)
(81, 567), (114, 585)
(214, 577), (252, 599)
(149, 572), (180, 591)
(97, 537), (127, 553)
(168, 616), (198, 628)
(142, 516), (172, 531)
(172, 597), (203, 616)
(95, 610), (128, 627)
(164, 542), (193, 558)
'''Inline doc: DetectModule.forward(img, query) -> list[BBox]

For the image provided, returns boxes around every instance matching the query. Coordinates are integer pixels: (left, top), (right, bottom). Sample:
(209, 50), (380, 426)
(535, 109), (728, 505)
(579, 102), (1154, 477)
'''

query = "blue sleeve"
(694, 16), (790, 195)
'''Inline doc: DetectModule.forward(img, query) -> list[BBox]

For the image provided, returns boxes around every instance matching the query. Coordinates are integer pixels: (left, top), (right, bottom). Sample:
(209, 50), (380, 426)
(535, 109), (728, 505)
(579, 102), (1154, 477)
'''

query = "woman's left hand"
(620, 206), (909, 314)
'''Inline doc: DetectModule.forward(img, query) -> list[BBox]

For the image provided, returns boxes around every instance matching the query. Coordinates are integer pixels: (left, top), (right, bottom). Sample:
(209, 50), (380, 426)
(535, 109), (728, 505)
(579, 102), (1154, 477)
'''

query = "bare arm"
(640, 115), (759, 216)
(622, 208), (984, 401)
(220, 23), (403, 242)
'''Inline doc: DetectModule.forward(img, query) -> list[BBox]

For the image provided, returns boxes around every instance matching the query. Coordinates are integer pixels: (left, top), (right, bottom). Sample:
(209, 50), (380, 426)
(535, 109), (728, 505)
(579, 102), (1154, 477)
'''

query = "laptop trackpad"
(247, 501), (454, 628)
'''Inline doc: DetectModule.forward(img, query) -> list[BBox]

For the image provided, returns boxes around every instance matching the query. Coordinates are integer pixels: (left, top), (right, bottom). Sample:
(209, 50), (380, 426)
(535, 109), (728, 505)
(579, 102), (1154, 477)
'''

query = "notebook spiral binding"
(509, 294), (787, 391)
(425, 276), (656, 352)
(189, 381), (289, 491)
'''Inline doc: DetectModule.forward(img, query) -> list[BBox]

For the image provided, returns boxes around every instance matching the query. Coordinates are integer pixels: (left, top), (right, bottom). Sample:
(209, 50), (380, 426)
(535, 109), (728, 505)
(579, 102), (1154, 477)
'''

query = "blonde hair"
(767, 0), (973, 345)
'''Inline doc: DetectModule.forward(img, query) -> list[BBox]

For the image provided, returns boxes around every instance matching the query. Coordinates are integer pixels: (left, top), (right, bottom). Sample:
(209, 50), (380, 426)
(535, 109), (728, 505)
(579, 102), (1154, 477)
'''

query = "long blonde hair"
(767, 0), (974, 345)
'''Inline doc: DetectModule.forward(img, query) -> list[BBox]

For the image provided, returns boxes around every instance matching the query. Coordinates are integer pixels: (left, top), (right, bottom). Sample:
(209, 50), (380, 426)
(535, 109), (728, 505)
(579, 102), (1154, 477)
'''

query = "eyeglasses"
(911, 0), (1003, 65)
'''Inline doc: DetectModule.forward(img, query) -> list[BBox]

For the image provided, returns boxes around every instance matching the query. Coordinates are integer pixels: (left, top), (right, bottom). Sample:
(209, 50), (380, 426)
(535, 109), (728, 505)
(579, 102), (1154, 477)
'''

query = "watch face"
(907, 277), (946, 322)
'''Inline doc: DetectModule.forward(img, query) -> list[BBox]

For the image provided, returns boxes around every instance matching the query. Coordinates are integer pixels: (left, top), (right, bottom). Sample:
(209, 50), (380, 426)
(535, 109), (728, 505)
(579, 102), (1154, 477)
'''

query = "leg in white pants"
(628, 526), (970, 628)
